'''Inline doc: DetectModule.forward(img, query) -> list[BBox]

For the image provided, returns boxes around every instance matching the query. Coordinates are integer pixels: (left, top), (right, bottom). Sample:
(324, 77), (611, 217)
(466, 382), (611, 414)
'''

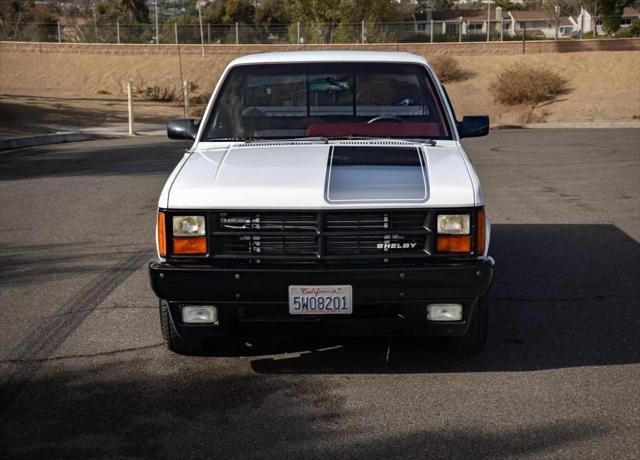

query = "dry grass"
(136, 80), (202, 104)
(430, 56), (466, 83)
(491, 65), (568, 105)
(1, 50), (637, 127)
(142, 85), (178, 102)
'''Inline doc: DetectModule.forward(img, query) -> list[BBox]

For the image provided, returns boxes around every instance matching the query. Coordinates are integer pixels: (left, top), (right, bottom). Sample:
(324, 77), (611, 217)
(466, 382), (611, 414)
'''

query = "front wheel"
(444, 295), (489, 352)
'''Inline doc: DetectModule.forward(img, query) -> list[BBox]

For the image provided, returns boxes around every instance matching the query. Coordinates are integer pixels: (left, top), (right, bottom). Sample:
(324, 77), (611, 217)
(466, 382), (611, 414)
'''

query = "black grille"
(211, 210), (432, 264)
(218, 212), (317, 231)
(325, 211), (427, 231)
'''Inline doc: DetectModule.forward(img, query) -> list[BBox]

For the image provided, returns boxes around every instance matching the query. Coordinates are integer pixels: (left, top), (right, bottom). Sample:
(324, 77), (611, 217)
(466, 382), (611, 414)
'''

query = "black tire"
(444, 295), (489, 352)
(159, 299), (207, 355)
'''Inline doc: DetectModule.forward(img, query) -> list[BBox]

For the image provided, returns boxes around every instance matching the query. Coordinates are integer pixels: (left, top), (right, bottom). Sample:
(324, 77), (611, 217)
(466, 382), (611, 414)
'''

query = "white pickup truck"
(149, 51), (494, 355)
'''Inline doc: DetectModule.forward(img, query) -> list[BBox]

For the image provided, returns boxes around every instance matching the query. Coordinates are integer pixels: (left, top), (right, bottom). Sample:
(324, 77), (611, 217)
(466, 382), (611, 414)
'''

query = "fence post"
(500, 18), (504, 41)
(57, 21), (61, 43)
(127, 81), (134, 136)
(207, 23), (210, 44)
(296, 21), (300, 44)
(579, 10), (583, 39)
(361, 20), (365, 44)
(430, 20), (434, 43)
(174, 22), (178, 44)
(459, 19), (462, 42)
(198, 6), (205, 58)
(522, 24), (526, 54)
(235, 22), (239, 44)
(183, 81), (190, 118)
(116, 22), (120, 44)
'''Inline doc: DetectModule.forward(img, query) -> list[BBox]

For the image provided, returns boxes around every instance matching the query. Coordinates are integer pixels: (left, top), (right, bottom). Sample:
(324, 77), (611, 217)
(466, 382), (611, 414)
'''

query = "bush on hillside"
(430, 55), (466, 83)
(490, 65), (568, 105)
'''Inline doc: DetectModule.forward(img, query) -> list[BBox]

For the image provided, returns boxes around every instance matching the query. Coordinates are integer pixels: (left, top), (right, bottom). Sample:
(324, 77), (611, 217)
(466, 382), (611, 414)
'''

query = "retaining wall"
(1, 37), (639, 57)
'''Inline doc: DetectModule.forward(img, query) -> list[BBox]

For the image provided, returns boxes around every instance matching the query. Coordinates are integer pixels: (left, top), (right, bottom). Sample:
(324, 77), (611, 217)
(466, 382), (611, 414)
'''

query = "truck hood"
(165, 141), (476, 209)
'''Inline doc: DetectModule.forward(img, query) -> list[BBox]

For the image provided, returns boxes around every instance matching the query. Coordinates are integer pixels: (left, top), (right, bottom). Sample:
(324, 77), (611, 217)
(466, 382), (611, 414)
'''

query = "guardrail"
(0, 20), (598, 45)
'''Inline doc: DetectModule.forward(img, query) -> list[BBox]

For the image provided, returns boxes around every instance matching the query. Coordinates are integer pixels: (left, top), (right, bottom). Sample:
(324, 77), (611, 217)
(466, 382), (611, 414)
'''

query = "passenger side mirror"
(167, 119), (198, 140)
(457, 116), (490, 139)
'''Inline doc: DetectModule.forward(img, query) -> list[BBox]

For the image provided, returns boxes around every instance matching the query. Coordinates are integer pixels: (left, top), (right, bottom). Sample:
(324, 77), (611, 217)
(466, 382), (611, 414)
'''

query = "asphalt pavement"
(0, 129), (639, 459)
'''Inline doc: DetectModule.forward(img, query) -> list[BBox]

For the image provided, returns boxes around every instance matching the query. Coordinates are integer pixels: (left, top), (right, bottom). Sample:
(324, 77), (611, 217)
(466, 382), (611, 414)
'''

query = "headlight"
(437, 214), (470, 235)
(173, 216), (206, 236)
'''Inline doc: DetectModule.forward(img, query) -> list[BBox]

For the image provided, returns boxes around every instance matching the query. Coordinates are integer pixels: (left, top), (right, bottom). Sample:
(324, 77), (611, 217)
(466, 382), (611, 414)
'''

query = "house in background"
(575, 6), (640, 36)
(413, 5), (639, 39)
(413, 7), (505, 37)
(505, 10), (576, 38)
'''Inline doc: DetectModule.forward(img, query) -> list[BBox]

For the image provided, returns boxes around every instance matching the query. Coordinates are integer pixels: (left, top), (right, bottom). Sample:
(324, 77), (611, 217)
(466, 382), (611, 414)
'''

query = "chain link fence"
(1, 20), (579, 45)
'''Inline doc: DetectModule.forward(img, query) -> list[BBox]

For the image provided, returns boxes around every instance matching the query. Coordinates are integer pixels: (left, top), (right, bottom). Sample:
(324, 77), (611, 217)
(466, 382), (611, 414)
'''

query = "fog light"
(182, 305), (218, 324)
(427, 304), (462, 321)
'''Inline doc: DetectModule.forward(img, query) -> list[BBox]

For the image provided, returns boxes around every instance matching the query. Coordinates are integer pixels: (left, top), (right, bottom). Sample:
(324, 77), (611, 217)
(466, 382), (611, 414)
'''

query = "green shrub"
(490, 65), (568, 105)
(622, 19), (640, 37)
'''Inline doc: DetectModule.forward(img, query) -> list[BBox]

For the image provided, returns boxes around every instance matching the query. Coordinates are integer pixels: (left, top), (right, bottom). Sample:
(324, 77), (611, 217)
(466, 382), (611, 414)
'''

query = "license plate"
(289, 285), (352, 315)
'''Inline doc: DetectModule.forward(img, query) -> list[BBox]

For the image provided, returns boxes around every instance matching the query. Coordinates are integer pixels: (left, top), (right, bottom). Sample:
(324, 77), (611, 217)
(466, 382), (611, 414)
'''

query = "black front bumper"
(149, 258), (494, 339)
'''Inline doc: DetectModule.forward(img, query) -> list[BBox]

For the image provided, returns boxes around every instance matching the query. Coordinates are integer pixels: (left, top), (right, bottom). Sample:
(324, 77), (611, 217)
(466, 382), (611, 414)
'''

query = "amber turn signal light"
(173, 236), (207, 255)
(157, 212), (167, 257)
(436, 235), (471, 253)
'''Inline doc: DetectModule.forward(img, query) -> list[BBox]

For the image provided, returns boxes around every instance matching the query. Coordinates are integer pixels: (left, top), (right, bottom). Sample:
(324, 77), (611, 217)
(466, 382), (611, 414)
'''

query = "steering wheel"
(367, 116), (406, 124)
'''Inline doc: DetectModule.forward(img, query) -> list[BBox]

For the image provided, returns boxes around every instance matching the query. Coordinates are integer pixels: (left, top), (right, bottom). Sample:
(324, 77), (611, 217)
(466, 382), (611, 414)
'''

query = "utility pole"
(430, 19), (433, 43)
(155, 0), (159, 44)
(198, 5), (205, 57)
(485, 0), (493, 42)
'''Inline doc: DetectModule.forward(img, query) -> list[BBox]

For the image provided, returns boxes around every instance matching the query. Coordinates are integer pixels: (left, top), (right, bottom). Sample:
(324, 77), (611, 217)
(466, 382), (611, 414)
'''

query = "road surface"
(1, 129), (639, 458)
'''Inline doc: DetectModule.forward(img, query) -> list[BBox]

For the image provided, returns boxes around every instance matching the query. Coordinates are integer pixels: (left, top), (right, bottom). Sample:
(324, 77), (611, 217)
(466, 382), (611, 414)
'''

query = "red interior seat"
(306, 122), (443, 138)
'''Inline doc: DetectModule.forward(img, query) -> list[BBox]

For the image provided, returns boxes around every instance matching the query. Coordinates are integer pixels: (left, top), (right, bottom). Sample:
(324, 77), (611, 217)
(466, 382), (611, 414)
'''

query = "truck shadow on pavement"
(0, 139), (185, 180)
(250, 224), (640, 374)
(0, 358), (608, 459)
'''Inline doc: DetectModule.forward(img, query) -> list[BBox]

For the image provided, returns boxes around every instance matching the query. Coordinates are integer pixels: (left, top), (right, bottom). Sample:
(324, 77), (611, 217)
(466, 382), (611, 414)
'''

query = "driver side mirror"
(457, 116), (490, 139)
(167, 119), (198, 140)
(458, 115), (489, 139)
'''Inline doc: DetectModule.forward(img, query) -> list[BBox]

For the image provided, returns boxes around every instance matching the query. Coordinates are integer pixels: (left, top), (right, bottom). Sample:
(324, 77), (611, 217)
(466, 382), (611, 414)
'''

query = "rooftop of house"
(509, 10), (555, 21)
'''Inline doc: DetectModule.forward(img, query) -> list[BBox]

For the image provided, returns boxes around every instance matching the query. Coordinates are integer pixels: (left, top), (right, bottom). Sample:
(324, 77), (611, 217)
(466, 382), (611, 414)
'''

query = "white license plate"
(289, 285), (352, 315)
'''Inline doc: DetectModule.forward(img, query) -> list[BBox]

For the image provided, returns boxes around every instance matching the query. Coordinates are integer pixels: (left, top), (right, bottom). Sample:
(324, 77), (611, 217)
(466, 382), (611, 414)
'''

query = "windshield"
(202, 62), (451, 141)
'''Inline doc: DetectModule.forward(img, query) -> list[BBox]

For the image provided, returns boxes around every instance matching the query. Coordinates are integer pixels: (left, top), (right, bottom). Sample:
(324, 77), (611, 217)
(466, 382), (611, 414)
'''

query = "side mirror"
(457, 116), (490, 139)
(167, 119), (198, 140)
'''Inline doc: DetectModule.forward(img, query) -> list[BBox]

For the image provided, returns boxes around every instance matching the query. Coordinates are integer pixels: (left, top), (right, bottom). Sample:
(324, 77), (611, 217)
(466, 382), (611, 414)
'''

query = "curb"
(0, 132), (93, 151)
(494, 121), (640, 130)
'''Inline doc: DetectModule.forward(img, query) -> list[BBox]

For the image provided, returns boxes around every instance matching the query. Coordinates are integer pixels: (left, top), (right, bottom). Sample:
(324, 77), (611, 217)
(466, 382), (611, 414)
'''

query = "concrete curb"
(0, 132), (93, 151)
(494, 121), (640, 130)
(1, 121), (636, 152)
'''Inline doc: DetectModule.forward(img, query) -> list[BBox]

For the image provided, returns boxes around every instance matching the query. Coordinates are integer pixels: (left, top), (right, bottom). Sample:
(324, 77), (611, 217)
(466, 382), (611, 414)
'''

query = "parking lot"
(0, 129), (638, 458)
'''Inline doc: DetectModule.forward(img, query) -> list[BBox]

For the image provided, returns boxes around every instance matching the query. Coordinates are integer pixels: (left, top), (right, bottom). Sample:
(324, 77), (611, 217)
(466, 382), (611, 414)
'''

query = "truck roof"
(228, 50), (429, 67)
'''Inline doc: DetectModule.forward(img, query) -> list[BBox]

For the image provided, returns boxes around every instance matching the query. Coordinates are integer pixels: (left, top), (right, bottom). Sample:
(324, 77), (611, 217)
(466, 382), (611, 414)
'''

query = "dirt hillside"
(1, 48), (639, 137)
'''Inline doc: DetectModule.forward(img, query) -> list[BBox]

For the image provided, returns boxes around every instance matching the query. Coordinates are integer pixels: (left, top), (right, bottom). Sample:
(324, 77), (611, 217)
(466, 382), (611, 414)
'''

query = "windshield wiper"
(243, 136), (329, 144)
(205, 135), (436, 146)
(325, 135), (436, 146)
(203, 137), (251, 142)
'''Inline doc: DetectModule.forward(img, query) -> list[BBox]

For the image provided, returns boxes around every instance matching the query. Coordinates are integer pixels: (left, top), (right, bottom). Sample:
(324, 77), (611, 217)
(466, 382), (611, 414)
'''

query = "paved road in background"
(1, 130), (639, 458)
